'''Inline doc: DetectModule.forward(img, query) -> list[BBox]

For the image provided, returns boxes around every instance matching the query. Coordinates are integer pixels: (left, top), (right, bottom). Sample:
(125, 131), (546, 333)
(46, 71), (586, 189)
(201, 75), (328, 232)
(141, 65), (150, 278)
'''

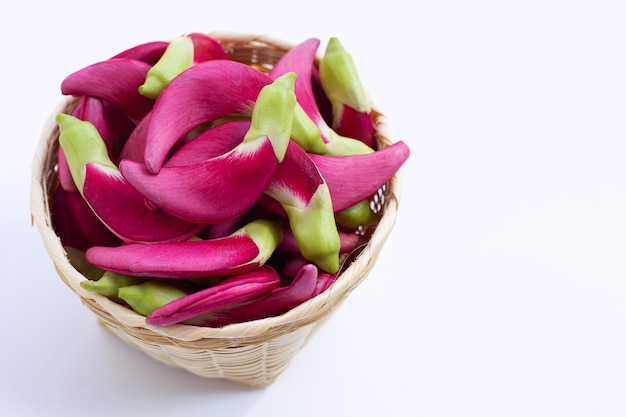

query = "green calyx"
(118, 281), (187, 317)
(335, 199), (381, 229)
(319, 37), (371, 117)
(56, 113), (118, 193)
(243, 72), (297, 162)
(139, 35), (194, 99)
(80, 271), (144, 300)
(283, 184), (340, 273)
(238, 219), (283, 265)
(325, 130), (374, 156)
(290, 103), (328, 155)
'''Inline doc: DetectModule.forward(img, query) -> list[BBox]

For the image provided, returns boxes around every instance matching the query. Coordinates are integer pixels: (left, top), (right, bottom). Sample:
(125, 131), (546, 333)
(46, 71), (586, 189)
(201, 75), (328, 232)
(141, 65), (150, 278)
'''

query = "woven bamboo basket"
(30, 31), (402, 388)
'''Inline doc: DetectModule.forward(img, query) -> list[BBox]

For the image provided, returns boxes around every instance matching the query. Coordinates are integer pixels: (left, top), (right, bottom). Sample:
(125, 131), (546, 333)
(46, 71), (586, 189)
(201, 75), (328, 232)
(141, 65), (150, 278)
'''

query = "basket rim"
(29, 32), (402, 344)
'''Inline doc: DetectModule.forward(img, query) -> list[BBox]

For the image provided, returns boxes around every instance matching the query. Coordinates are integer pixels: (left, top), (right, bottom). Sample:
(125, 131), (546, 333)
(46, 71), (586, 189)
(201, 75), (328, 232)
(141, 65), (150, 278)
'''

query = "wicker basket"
(30, 32), (402, 388)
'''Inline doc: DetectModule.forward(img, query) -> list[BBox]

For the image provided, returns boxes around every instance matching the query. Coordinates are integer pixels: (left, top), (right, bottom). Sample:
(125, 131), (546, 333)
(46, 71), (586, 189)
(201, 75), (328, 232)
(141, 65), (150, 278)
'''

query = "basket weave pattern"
(30, 32), (401, 388)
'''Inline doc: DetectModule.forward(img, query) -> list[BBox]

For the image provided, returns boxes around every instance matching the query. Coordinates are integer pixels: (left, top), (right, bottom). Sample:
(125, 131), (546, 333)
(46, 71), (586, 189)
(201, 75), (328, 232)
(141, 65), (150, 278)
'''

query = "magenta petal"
(333, 104), (376, 148)
(188, 32), (229, 62)
(270, 38), (332, 143)
(146, 267), (281, 326)
(144, 60), (272, 173)
(86, 233), (260, 279)
(120, 138), (280, 224)
(111, 41), (169, 65)
(82, 163), (203, 243)
(310, 140), (411, 211)
(52, 187), (92, 251)
(201, 216), (242, 240)
(72, 96), (134, 162)
(97, 100), (136, 150)
(264, 140), (324, 209)
(337, 231), (367, 254)
(65, 188), (121, 247)
(57, 146), (77, 192)
(188, 263), (318, 327)
(312, 271), (340, 296)
(275, 252), (310, 278)
(164, 120), (250, 167)
(61, 58), (154, 123)
(118, 111), (152, 163)
(257, 194), (286, 216)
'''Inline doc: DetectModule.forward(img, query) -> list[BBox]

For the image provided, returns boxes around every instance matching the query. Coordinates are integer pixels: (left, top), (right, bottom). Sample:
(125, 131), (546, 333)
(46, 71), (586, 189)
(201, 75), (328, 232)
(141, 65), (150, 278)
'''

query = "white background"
(2, 1), (626, 416)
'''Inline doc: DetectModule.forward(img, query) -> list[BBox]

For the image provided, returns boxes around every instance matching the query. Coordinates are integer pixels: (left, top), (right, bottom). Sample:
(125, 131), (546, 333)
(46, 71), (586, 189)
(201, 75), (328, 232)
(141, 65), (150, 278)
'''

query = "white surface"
(3, 1), (626, 416)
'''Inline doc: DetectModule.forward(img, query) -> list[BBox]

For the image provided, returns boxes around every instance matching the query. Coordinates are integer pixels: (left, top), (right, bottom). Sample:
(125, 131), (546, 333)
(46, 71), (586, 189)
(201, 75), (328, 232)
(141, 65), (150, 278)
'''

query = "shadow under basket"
(29, 32), (402, 388)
